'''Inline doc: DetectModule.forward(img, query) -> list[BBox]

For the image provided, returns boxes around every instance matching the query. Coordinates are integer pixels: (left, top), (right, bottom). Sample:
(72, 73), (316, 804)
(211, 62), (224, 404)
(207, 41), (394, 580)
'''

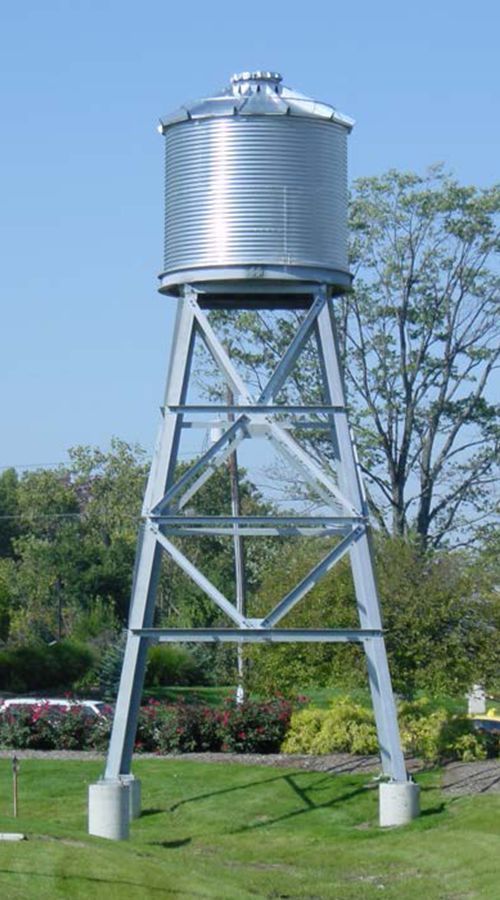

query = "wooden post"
(12, 756), (19, 818)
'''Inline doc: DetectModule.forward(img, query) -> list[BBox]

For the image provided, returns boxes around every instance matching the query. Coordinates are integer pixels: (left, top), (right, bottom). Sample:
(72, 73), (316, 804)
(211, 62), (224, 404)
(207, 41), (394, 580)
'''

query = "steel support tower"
(103, 283), (407, 786)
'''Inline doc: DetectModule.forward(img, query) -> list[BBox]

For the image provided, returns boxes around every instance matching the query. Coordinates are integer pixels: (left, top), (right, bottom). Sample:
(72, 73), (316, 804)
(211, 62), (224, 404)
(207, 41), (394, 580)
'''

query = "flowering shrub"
(136, 696), (294, 754)
(0, 703), (112, 750)
(0, 695), (296, 754)
(214, 696), (294, 753)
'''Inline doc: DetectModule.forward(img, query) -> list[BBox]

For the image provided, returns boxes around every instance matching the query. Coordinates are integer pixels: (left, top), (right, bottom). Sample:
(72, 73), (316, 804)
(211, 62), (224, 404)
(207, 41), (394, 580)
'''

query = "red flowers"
(0, 694), (298, 754)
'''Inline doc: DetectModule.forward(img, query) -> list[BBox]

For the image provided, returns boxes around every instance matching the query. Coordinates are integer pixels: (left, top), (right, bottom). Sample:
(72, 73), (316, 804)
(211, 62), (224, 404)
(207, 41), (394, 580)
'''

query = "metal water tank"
(158, 72), (354, 295)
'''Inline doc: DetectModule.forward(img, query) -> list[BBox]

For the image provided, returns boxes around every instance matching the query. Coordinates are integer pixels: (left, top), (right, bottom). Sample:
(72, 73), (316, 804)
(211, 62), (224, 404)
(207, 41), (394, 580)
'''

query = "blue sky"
(1, 0), (498, 470)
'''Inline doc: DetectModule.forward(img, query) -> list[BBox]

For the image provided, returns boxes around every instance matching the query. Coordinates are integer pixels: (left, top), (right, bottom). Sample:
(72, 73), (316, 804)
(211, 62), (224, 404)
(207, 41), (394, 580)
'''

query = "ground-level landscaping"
(0, 757), (498, 899)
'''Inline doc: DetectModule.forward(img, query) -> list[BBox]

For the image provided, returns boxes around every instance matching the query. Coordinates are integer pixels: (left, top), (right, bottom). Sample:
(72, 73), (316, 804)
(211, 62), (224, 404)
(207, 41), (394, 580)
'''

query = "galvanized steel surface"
(159, 73), (353, 292)
(159, 70), (354, 128)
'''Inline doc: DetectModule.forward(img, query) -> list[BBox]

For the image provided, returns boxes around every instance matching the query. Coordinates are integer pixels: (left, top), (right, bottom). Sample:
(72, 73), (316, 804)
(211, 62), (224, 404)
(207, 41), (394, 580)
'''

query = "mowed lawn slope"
(0, 759), (497, 899)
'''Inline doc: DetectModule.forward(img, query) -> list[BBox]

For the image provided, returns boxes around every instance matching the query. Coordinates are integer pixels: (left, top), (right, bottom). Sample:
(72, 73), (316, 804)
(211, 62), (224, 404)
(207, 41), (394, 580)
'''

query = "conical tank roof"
(159, 71), (355, 131)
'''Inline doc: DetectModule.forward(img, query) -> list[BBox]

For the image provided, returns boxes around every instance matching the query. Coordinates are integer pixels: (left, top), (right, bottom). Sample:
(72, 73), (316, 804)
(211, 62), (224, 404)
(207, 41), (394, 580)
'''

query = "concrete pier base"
(88, 780), (130, 840)
(120, 775), (142, 820)
(379, 780), (420, 827)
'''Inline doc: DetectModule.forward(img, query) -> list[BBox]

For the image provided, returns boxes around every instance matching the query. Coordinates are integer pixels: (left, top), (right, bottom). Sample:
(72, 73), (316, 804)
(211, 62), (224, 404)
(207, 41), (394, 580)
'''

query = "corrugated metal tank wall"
(159, 73), (353, 293)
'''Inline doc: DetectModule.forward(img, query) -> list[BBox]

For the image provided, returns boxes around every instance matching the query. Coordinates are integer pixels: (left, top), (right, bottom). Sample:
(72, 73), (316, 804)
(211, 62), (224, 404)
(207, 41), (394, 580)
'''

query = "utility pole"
(55, 577), (63, 641)
(226, 385), (246, 703)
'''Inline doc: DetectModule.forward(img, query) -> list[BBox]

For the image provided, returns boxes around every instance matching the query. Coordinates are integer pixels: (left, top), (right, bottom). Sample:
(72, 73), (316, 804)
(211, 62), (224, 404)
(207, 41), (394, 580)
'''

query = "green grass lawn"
(142, 685), (234, 705)
(0, 759), (498, 899)
(143, 684), (472, 715)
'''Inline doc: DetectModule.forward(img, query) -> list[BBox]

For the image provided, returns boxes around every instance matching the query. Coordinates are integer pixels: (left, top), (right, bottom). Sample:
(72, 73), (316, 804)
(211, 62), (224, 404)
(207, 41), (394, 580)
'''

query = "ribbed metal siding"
(163, 116), (348, 280)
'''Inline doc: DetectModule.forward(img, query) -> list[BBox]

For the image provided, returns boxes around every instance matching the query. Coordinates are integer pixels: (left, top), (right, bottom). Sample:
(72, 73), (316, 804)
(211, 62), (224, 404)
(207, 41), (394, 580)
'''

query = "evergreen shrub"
(0, 641), (94, 693)
(145, 645), (208, 688)
(281, 696), (494, 762)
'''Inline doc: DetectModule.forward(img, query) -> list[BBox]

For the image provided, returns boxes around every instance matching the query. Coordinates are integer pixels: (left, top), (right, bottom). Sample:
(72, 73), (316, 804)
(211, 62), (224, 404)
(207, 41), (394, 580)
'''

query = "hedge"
(0, 695), (295, 754)
(0, 641), (94, 693)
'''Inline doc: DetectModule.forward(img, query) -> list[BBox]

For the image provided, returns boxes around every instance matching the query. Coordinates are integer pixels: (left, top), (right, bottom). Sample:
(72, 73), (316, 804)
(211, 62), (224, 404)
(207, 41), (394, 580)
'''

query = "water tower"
(88, 72), (419, 839)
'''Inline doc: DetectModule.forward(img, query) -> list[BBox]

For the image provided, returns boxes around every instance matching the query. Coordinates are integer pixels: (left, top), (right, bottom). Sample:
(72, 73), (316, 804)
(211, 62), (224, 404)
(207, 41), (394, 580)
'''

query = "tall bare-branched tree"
(211, 167), (500, 548)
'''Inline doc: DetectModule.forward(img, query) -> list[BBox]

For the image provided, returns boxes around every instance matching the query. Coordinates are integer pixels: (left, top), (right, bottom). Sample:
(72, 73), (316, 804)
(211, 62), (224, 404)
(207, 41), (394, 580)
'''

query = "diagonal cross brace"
(257, 291), (327, 404)
(261, 526), (364, 627)
(150, 524), (251, 628)
(151, 417), (249, 515)
(149, 292), (358, 517)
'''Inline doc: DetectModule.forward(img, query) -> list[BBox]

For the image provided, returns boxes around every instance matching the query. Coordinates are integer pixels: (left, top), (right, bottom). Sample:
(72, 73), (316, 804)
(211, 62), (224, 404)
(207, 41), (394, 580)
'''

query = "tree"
(376, 537), (500, 695)
(247, 534), (500, 697)
(2, 439), (275, 653)
(344, 167), (499, 547)
(0, 468), (20, 558)
(212, 167), (500, 548)
(5, 440), (147, 643)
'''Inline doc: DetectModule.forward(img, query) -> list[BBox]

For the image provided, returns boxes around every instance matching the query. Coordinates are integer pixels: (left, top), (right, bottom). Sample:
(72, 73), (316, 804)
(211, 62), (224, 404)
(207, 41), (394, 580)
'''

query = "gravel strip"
(0, 749), (495, 794)
(0, 749), (421, 774)
(441, 759), (500, 795)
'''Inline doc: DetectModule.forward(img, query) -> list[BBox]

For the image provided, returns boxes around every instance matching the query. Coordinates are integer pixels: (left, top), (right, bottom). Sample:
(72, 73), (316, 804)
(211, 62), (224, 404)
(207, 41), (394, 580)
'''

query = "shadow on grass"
(234, 774), (371, 833)
(140, 808), (164, 818)
(167, 769), (371, 832)
(420, 803), (446, 817)
(0, 868), (202, 896)
(151, 837), (192, 849)
(168, 771), (287, 812)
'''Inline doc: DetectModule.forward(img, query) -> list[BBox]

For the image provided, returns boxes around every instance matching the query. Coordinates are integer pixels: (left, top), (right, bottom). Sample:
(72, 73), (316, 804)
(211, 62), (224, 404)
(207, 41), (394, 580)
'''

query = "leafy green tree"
(8, 466), (82, 642)
(247, 538), (364, 696)
(211, 167), (500, 548)
(5, 440), (147, 643)
(0, 468), (20, 557)
(2, 438), (276, 656)
(247, 534), (500, 697)
(0, 559), (14, 641)
(377, 537), (500, 695)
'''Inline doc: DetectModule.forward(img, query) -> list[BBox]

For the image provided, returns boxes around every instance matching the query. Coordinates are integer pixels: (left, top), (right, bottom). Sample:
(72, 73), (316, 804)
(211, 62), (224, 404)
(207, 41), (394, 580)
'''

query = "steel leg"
(316, 299), (407, 782)
(104, 299), (196, 780)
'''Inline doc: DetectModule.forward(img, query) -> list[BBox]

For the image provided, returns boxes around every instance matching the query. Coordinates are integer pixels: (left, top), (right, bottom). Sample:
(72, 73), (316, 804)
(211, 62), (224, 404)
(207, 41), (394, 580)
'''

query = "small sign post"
(12, 756), (19, 818)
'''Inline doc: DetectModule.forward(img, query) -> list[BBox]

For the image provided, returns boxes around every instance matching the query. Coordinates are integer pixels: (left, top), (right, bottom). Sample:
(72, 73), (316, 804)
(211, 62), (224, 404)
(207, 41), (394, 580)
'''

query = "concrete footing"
(379, 780), (420, 827)
(120, 775), (142, 820)
(88, 780), (130, 840)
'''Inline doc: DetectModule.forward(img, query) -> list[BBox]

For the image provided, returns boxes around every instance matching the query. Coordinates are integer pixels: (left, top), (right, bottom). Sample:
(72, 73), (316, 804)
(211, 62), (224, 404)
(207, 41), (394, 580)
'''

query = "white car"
(0, 698), (111, 718)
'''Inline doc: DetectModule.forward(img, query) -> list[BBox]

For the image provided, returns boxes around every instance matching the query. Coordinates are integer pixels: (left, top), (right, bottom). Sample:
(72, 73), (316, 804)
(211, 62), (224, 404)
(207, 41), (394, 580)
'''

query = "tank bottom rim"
(158, 263), (352, 297)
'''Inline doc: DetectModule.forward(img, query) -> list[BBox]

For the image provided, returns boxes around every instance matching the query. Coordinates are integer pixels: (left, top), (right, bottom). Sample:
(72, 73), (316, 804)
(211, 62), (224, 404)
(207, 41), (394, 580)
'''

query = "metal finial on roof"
(231, 71), (283, 84)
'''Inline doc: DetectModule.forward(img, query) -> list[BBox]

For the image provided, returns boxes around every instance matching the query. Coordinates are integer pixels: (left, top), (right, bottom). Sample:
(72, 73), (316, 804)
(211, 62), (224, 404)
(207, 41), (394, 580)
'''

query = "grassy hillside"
(0, 759), (497, 898)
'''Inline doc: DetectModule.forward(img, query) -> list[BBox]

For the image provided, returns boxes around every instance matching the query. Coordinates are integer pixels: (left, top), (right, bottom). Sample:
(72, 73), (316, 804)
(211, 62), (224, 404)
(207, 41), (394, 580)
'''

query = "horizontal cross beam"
(180, 420), (333, 432)
(147, 515), (366, 526)
(158, 526), (353, 537)
(166, 405), (346, 415)
(131, 628), (383, 643)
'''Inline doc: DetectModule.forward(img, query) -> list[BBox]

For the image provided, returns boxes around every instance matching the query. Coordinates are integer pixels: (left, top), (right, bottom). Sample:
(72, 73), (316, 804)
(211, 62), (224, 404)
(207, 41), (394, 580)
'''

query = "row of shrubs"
(0, 695), (295, 754)
(0, 641), (94, 693)
(282, 698), (496, 762)
(0, 641), (218, 695)
(0, 694), (495, 761)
